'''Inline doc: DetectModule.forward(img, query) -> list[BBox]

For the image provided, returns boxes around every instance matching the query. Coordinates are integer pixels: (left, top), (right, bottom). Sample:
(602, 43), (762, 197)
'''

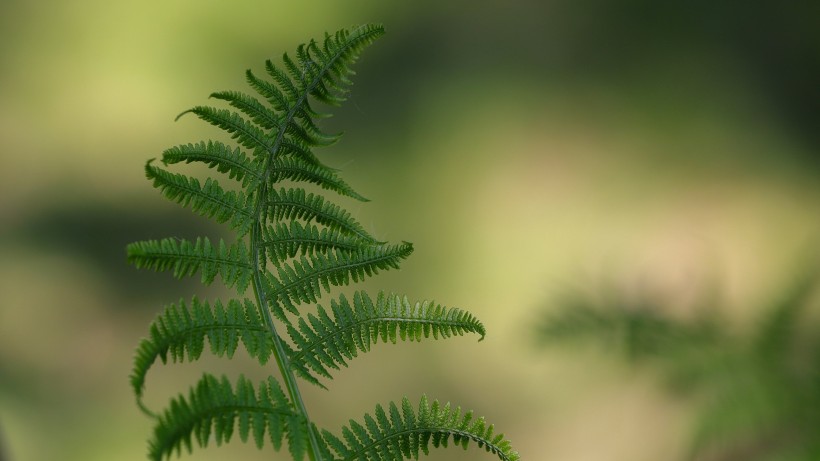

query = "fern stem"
(251, 219), (324, 461)
(248, 26), (383, 461)
(252, 75), (331, 457)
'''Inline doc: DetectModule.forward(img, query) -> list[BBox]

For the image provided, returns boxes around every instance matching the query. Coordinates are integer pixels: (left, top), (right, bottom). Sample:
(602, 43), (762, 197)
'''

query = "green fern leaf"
(279, 138), (325, 167)
(130, 23), (518, 461)
(271, 156), (367, 201)
(209, 90), (281, 131)
(145, 161), (253, 235)
(303, 28), (380, 106)
(127, 237), (253, 293)
(268, 23), (384, 147)
(266, 243), (413, 307)
(283, 112), (339, 148)
(245, 67), (289, 115)
(148, 374), (296, 461)
(286, 291), (486, 385)
(130, 297), (274, 413)
(322, 395), (519, 461)
(248, 62), (337, 157)
(269, 188), (378, 243)
(265, 57), (300, 105)
(176, 106), (274, 157)
(161, 141), (263, 188)
(262, 221), (373, 264)
(287, 413), (310, 461)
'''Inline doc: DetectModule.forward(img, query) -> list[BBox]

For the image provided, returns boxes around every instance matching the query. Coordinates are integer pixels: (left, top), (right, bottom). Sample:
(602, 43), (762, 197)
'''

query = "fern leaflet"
(269, 187), (378, 243)
(130, 297), (274, 414)
(286, 291), (485, 386)
(127, 237), (253, 293)
(266, 243), (413, 307)
(161, 140), (263, 188)
(262, 221), (373, 264)
(321, 396), (519, 461)
(178, 106), (276, 157)
(144, 161), (254, 235)
(271, 156), (367, 201)
(149, 374), (296, 461)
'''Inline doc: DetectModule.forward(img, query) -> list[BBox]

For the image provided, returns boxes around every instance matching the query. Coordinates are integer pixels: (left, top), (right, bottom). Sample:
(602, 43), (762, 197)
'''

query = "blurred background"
(1, 1), (818, 460)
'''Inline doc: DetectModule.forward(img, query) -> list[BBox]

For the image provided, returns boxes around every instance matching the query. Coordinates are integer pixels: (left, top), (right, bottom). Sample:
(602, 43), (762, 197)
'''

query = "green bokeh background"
(1, 1), (818, 460)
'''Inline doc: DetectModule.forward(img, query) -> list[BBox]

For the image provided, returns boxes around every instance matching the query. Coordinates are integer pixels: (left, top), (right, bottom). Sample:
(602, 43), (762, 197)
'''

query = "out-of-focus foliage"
(537, 264), (820, 461)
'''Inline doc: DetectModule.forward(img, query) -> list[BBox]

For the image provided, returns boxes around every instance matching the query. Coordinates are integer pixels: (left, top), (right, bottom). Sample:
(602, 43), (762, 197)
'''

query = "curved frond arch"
(148, 374), (300, 461)
(130, 297), (274, 415)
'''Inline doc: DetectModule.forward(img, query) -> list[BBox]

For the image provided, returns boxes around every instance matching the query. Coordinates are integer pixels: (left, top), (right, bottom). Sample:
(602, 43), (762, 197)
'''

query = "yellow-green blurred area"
(1, 1), (819, 460)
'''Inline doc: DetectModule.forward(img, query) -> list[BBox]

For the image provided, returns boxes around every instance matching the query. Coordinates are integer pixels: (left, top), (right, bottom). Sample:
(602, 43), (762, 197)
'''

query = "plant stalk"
(251, 214), (324, 461)
(250, 170), (323, 461)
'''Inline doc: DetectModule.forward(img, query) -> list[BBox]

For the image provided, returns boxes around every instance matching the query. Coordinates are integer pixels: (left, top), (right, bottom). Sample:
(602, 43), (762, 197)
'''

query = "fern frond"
(284, 114), (339, 148)
(209, 90), (281, 131)
(276, 138), (323, 167)
(245, 68), (289, 114)
(269, 188), (378, 243)
(177, 106), (274, 157)
(271, 156), (367, 201)
(265, 243), (413, 307)
(148, 374), (297, 461)
(305, 26), (384, 106)
(287, 291), (486, 385)
(267, 24), (384, 148)
(161, 141), (262, 188)
(130, 297), (274, 413)
(130, 24), (518, 461)
(262, 221), (373, 264)
(265, 57), (300, 105)
(127, 237), (253, 293)
(321, 395), (519, 461)
(145, 160), (253, 235)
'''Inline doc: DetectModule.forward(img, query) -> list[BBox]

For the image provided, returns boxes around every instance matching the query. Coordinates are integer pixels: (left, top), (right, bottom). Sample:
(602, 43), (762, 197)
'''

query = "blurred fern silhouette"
(127, 24), (518, 461)
(537, 266), (820, 461)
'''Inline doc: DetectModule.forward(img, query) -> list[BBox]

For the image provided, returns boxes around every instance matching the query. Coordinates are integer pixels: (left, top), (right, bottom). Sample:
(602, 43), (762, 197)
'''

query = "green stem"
(246, 33), (372, 460)
(251, 189), (323, 461)
(251, 224), (322, 461)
